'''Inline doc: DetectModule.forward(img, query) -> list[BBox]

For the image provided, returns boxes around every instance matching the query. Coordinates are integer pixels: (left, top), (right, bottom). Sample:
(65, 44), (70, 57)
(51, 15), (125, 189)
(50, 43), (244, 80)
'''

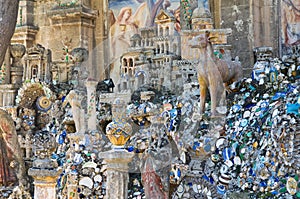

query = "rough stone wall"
(220, 0), (280, 76)
(12, 0), (107, 82)
(91, 0), (109, 80)
(252, 0), (280, 58)
(220, 0), (253, 75)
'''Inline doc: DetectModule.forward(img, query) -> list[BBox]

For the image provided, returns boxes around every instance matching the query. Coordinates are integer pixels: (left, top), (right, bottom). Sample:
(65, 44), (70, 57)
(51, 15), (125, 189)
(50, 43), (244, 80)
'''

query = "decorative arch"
(31, 65), (38, 78)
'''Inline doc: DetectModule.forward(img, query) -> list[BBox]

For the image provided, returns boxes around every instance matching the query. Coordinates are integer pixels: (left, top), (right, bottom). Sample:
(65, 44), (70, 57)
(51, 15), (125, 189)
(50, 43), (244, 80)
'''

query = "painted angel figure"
(109, 6), (139, 84)
(109, 7), (138, 62)
(108, 0), (173, 83)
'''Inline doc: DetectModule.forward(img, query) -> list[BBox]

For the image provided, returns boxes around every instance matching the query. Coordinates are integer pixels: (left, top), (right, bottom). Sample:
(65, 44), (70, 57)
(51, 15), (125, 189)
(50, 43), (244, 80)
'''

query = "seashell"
(177, 183), (184, 193)
(286, 177), (297, 195)
(217, 185), (226, 195)
(36, 96), (52, 112)
(184, 184), (189, 192)
(234, 156), (241, 165)
(193, 184), (198, 193)
(219, 174), (231, 186)
(216, 137), (225, 149)
(79, 177), (93, 189)
(94, 175), (102, 182)
(83, 161), (97, 169)
(243, 111), (251, 118)
(225, 159), (233, 167)
(220, 164), (229, 174)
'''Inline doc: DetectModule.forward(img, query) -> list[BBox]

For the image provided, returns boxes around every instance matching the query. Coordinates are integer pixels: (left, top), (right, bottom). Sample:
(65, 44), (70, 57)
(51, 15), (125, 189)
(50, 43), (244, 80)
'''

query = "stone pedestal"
(28, 168), (61, 199)
(10, 44), (26, 67)
(10, 67), (24, 85)
(0, 84), (19, 106)
(10, 44), (26, 85)
(66, 173), (79, 199)
(4, 46), (11, 84)
(85, 79), (98, 131)
(98, 149), (134, 199)
(29, 130), (59, 199)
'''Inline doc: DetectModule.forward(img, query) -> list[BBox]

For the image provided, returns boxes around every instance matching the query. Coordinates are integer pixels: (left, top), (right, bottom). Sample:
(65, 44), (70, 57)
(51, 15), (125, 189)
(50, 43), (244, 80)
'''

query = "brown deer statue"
(190, 31), (242, 116)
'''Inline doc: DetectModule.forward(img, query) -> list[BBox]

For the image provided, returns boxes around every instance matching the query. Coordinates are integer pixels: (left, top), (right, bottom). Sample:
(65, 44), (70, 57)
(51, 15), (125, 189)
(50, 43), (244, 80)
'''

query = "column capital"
(85, 78), (98, 87)
(98, 149), (134, 172)
(98, 149), (134, 199)
(28, 168), (62, 183)
(28, 168), (62, 199)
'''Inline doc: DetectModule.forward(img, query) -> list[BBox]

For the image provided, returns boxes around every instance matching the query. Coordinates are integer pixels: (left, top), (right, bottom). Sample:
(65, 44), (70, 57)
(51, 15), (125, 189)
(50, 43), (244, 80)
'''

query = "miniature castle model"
(114, 5), (233, 96)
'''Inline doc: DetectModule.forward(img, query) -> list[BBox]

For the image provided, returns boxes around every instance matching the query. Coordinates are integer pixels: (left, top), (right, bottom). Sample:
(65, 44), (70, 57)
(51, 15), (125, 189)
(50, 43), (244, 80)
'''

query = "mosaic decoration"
(15, 80), (53, 108)
(1, 1), (300, 199)
(61, 37), (73, 64)
(55, 0), (79, 8)
(0, 64), (6, 83)
(181, 0), (193, 30)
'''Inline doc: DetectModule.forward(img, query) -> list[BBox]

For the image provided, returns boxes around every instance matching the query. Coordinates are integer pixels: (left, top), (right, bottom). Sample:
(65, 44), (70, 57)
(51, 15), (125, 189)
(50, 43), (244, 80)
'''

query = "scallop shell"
(79, 177), (93, 189)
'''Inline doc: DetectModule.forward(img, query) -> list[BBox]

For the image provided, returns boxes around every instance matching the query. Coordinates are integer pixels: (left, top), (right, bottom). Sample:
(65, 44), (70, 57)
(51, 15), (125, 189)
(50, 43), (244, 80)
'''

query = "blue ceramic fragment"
(286, 103), (300, 115)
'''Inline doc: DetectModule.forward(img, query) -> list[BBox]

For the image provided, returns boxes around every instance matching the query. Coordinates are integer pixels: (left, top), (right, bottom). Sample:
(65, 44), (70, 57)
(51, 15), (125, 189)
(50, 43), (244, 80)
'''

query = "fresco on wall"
(199, 0), (209, 10)
(107, 0), (210, 84)
(108, 0), (180, 84)
(109, 0), (180, 27)
(281, 0), (300, 55)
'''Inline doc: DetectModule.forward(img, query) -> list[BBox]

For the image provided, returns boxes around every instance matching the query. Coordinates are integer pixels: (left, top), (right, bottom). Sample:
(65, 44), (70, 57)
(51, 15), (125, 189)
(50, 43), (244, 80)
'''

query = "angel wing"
(130, 2), (149, 28)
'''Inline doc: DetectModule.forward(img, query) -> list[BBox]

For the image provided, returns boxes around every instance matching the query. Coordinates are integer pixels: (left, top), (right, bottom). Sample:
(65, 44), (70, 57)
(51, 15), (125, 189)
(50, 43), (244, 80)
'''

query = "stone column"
(66, 173), (79, 199)
(98, 150), (134, 199)
(28, 169), (61, 199)
(4, 46), (11, 84)
(28, 130), (60, 199)
(0, 92), (2, 106)
(10, 44), (26, 85)
(38, 58), (42, 80)
(99, 98), (134, 198)
(85, 79), (98, 131)
(24, 59), (30, 81)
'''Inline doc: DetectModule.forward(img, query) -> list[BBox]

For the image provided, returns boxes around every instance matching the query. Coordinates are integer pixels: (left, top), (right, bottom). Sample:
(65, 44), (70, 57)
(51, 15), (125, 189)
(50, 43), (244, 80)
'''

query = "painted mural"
(108, 0), (180, 84)
(109, 0), (180, 27)
(281, 0), (300, 55)
(107, 0), (211, 84)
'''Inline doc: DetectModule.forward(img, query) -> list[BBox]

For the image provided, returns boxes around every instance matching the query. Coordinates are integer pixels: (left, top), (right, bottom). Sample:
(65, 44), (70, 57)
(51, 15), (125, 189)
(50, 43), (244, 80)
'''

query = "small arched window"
(32, 65), (38, 78)
(165, 26), (169, 36)
(129, 58), (133, 67)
